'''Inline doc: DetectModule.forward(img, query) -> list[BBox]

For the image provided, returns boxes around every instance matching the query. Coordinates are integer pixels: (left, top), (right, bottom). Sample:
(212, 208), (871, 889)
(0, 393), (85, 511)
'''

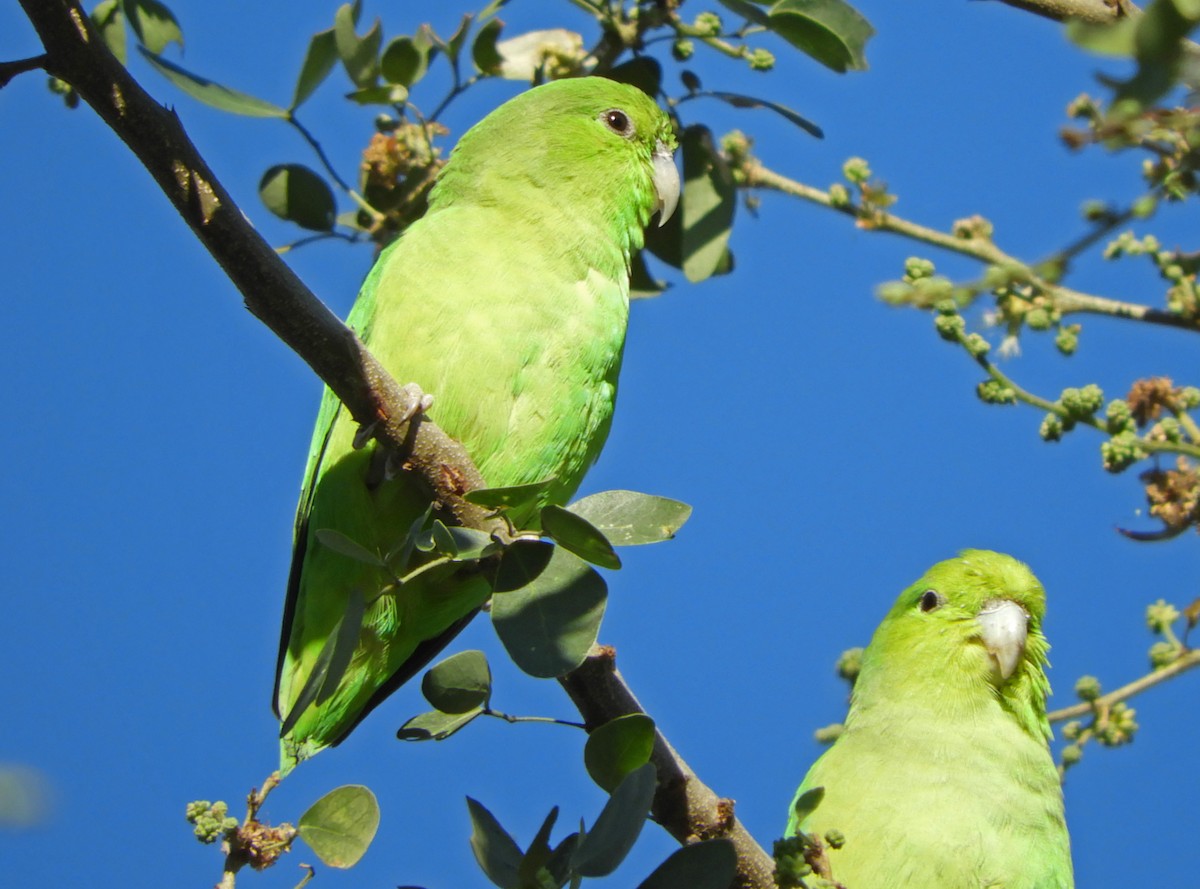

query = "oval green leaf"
(571, 762), (656, 878)
(298, 784), (380, 869)
(491, 546), (606, 678)
(91, 0), (127, 65)
(635, 839), (737, 889)
(472, 18), (505, 75)
(139, 49), (289, 117)
(125, 0), (183, 54)
(334, 4), (382, 87)
(292, 28), (338, 109)
(259, 164), (336, 232)
(396, 708), (482, 741)
(607, 56), (662, 98)
(584, 713), (656, 792)
(313, 527), (382, 565)
(493, 539), (555, 592)
(422, 650), (492, 713)
(540, 504), (621, 570)
(466, 797), (523, 889)
(680, 126), (735, 283)
(381, 35), (428, 86)
(767, 0), (875, 73)
(567, 490), (692, 546)
(790, 786), (825, 825)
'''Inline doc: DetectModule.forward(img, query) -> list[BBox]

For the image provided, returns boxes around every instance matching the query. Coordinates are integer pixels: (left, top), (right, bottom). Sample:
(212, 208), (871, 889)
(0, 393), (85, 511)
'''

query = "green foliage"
(421, 649), (492, 713)
(635, 839), (737, 889)
(491, 547), (607, 678)
(566, 490), (692, 546)
(259, 164), (337, 231)
(583, 713), (656, 792)
(298, 784), (380, 868)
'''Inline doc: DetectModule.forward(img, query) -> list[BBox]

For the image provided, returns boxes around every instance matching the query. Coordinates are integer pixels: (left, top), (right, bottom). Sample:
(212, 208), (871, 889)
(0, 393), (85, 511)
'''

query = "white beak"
(652, 139), (680, 227)
(977, 599), (1029, 681)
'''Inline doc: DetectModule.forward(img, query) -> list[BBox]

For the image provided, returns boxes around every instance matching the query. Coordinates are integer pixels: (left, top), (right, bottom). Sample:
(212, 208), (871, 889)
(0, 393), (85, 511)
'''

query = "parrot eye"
(918, 589), (944, 612)
(601, 108), (634, 138)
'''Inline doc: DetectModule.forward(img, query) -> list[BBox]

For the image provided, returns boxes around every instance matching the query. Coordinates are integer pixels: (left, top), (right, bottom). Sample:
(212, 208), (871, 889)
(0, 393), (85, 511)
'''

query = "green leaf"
(767, 0), (875, 73)
(717, 0), (773, 28)
(345, 84), (409, 105)
(790, 786), (825, 825)
(491, 547), (606, 678)
(91, 0), (127, 64)
(571, 763), (656, 877)
(334, 3), (382, 88)
(680, 126), (736, 283)
(122, 0), (182, 54)
(313, 527), (382, 566)
(635, 840), (737, 889)
(279, 587), (366, 735)
(607, 56), (662, 98)
(567, 491), (691, 546)
(540, 505), (621, 570)
(493, 539), (556, 592)
(292, 28), (338, 109)
(396, 708), (483, 741)
(584, 714), (656, 792)
(259, 164), (336, 232)
(472, 19), (505, 75)
(467, 797), (523, 889)
(629, 251), (668, 300)
(705, 90), (823, 138)
(298, 785), (380, 869)
(465, 479), (555, 510)
(139, 49), (289, 117)
(446, 14), (474, 63)
(423, 522), (497, 562)
(381, 35), (429, 86)
(422, 650), (492, 713)
(1108, 0), (1200, 106)
(517, 807), (559, 887)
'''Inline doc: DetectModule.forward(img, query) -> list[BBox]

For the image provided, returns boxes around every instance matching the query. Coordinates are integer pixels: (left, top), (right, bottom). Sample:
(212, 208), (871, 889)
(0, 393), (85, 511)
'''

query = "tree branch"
(1047, 647), (1200, 723)
(560, 647), (777, 889)
(0, 53), (48, 88)
(989, 0), (1129, 25)
(741, 160), (1200, 335)
(15, 0), (501, 533)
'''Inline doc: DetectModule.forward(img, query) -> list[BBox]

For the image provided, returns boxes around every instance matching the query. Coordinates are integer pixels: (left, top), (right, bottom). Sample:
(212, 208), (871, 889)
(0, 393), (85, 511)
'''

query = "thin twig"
(742, 160), (1200, 334)
(1048, 648), (1200, 722)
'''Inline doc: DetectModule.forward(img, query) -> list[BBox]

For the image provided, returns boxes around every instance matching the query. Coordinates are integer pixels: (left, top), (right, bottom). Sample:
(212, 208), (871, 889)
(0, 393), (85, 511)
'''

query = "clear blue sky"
(2, 1), (1197, 887)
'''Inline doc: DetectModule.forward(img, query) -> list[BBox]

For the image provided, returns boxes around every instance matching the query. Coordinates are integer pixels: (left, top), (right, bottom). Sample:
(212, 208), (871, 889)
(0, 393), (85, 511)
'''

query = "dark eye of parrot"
(601, 109), (634, 137)
(919, 589), (943, 612)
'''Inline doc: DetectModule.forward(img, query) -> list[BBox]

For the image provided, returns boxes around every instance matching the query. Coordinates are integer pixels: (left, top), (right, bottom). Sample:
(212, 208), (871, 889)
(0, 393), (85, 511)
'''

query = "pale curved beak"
(977, 599), (1029, 681)
(652, 140), (680, 227)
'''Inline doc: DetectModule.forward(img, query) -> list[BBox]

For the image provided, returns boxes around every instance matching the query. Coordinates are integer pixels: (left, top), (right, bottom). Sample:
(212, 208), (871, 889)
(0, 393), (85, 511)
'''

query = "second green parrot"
(273, 77), (679, 771)
(786, 549), (1073, 888)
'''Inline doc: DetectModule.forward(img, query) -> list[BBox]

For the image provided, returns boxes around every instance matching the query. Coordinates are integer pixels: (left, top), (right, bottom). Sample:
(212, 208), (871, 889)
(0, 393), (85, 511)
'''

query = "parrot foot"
(352, 383), (435, 449)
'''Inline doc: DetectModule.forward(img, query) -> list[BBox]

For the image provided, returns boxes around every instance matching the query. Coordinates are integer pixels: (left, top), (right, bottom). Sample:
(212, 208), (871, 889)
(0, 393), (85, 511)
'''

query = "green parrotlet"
(273, 77), (679, 771)
(786, 549), (1073, 888)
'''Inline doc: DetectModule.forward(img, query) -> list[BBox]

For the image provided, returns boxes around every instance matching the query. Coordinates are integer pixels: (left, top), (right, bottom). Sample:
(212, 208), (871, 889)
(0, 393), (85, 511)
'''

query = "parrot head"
(854, 549), (1053, 741)
(430, 76), (679, 247)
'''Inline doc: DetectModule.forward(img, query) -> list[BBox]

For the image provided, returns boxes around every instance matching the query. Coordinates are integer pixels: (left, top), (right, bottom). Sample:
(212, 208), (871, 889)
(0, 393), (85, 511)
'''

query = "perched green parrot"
(786, 549), (1073, 888)
(273, 77), (679, 771)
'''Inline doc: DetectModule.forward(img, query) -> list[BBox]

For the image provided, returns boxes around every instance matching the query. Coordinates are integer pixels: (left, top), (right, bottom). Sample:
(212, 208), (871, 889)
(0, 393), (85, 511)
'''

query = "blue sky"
(2, 1), (1197, 887)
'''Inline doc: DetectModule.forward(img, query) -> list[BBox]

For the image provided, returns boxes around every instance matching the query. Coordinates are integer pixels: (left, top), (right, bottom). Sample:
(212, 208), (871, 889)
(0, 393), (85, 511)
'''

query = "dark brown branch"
(16, 0), (499, 532)
(0, 53), (48, 88)
(560, 647), (777, 889)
